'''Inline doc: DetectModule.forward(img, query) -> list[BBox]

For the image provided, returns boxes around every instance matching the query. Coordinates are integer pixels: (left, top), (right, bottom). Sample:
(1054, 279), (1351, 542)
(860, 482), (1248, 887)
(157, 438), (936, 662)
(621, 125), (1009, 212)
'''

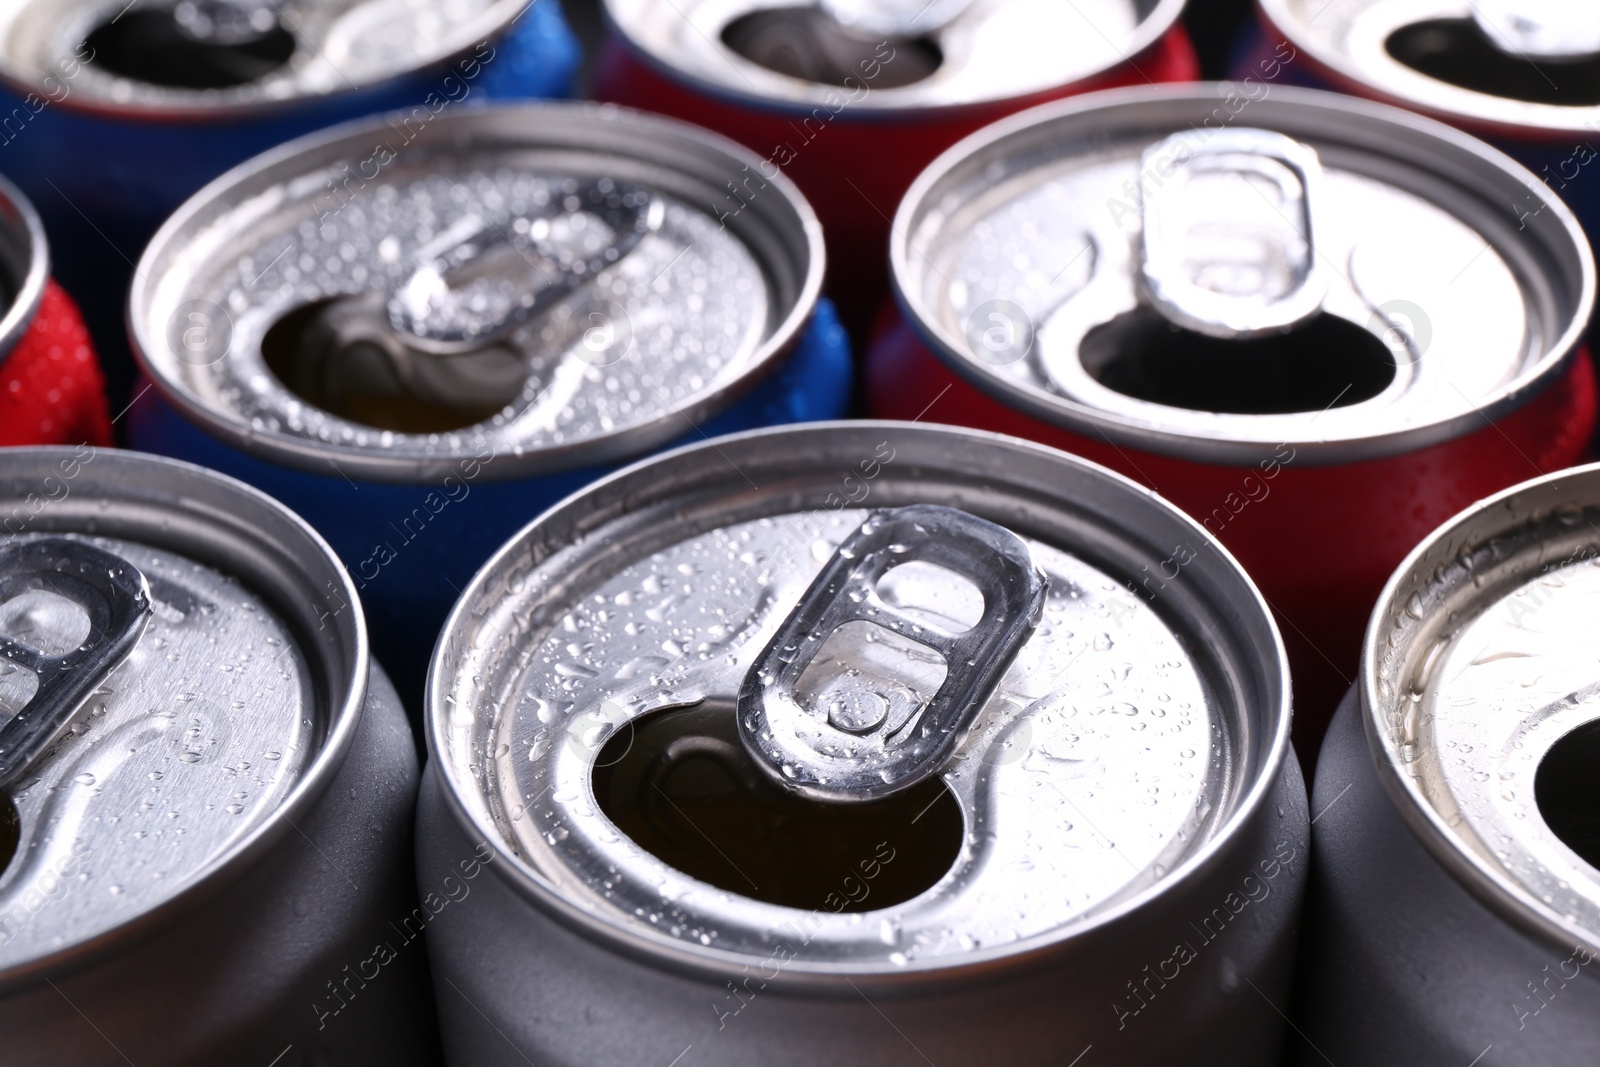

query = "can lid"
(1263, 0), (1600, 134)
(429, 422), (1291, 977)
(891, 85), (1594, 466)
(602, 0), (1187, 113)
(0, 0), (528, 118)
(1365, 462), (1600, 957)
(131, 102), (825, 484)
(0, 448), (367, 984)
(0, 172), (47, 366)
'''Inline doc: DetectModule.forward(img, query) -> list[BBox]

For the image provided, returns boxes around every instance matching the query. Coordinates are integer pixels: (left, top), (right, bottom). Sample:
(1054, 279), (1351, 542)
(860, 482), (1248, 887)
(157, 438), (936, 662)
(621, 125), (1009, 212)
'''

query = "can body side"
(591, 28), (1198, 339)
(416, 749), (1308, 1067)
(0, 281), (111, 447)
(1290, 686), (1600, 1065)
(127, 300), (853, 715)
(865, 310), (1598, 757)
(0, 664), (438, 1067)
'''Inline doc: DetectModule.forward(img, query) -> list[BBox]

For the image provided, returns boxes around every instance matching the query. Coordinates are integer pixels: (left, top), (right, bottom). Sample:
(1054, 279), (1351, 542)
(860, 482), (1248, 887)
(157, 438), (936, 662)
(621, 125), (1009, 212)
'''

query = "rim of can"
(0, 171), (47, 366)
(1362, 461), (1600, 960)
(599, 0), (1190, 118)
(0, 447), (370, 992)
(1259, 0), (1600, 140)
(0, 0), (533, 123)
(128, 99), (828, 485)
(425, 420), (1296, 987)
(888, 82), (1596, 468)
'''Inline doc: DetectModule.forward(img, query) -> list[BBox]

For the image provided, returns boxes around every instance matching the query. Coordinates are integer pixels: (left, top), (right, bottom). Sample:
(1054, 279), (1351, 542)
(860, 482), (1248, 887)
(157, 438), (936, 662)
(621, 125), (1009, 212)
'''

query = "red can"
(867, 85), (1597, 755)
(0, 176), (111, 448)
(593, 0), (1197, 338)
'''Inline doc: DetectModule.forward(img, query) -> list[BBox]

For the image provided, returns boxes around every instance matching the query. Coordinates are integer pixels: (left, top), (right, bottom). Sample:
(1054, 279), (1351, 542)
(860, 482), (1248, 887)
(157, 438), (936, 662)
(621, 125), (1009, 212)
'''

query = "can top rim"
(0, 447), (369, 990)
(425, 420), (1296, 983)
(889, 83), (1596, 467)
(600, 0), (1189, 115)
(128, 100), (827, 485)
(0, 0), (531, 122)
(0, 171), (48, 366)
(1363, 460), (1600, 960)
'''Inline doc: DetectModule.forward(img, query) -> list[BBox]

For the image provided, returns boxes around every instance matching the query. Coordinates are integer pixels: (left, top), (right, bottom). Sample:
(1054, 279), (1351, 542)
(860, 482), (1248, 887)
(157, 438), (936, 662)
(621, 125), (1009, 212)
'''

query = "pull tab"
(737, 505), (1047, 804)
(817, 0), (973, 36)
(1473, 1), (1600, 60)
(0, 540), (151, 786)
(173, 0), (281, 45)
(1139, 129), (1327, 339)
(386, 179), (663, 356)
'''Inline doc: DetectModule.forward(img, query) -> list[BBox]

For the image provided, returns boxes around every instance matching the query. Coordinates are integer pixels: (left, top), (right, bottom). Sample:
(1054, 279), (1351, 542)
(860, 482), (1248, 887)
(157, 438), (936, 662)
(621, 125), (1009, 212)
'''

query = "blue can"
(125, 102), (853, 713)
(0, 0), (581, 403)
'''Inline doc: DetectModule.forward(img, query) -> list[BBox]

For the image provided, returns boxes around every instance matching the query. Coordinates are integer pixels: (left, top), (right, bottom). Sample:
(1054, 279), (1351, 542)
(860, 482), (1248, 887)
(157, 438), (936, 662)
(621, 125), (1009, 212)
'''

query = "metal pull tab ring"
(737, 505), (1047, 804)
(1472, 1), (1600, 60)
(0, 539), (151, 786)
(1139, 128), (1327, 339)
(385, 179), (664, 357)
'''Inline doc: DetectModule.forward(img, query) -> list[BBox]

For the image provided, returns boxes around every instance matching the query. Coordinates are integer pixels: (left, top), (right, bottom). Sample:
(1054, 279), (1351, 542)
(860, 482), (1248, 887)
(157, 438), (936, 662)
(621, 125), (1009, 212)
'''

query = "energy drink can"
(0, 172), (111, 448)
(592, 0), (1199, 338)
(0, 0), (582, 403)
(866, 84), (1596, 756)
(0, 447), (436, 1066)
(1291, 462), (1600, 1065)
(126, 101), (853, 715)
(416, 421), (1309, 1066)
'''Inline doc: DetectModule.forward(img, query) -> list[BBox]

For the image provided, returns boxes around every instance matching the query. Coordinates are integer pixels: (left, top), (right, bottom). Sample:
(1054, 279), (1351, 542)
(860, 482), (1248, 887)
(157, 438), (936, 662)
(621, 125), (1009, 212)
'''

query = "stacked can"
(415, 421), (1308, 1066)
(0, 449), (435, 1066)
(592, 0), (1198, 337)
(1292, 463), (1600, 1065)
(867, 84), (1597, 753)
(0, 173), (111, 448)
(0, 0), (582, 402)
(126, 101), (853, 714)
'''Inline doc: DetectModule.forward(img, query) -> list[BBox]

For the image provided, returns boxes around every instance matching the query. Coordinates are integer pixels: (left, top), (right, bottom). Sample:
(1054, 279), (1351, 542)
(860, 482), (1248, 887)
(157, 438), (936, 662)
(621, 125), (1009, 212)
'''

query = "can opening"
(261, 297), (524, 433)
(1386, 20), (1600, 107)
(85, 8), (296, 90)
(721, 8), (941, 89)
(1535, 719), (1600, 871)
(1079, 307), (1396, 414)
(592, 700), (963, 911)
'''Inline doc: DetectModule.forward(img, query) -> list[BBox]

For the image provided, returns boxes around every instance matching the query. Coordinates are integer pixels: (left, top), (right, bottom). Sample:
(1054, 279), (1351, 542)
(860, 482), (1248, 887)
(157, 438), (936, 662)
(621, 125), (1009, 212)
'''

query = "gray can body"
(0, 449), (439, 1066)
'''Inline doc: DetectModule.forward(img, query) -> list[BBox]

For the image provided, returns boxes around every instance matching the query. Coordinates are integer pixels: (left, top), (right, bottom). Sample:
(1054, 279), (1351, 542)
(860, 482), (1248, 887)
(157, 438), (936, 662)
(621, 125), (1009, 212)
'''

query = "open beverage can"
(416, 421), (1308, 1066)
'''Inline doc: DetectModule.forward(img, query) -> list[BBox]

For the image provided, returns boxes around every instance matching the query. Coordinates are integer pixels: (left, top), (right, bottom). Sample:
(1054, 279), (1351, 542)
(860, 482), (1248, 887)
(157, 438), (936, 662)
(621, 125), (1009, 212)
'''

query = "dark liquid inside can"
(1535, 719), (1600, 871)
(1387, 20), (1600, 107)
(720, 7), (942, 89)
(85, 8), (296, 90)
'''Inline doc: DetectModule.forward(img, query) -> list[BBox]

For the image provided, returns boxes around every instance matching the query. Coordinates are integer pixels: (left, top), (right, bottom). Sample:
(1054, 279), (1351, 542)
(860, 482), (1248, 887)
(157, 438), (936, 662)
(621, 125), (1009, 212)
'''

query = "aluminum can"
(0, 447), (436, 1066)
(416, 421), (1309, 1066)
(0, 0), (582, 404)
(126, 101), (853, 716)
(592, 0), (1198, 339)
(0, 172), (111, 448)
(866, 84), (1597, 757)
(1291, 462), (1600, 1065)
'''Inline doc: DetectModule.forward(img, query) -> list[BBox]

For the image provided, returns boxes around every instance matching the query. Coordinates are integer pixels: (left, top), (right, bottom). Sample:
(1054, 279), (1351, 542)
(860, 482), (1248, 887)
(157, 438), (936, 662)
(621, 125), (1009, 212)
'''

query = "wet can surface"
(126, 101), (853, 715)
(866, 84), (1597, 756)
(1291, 463), (1600, 1065)
(0, 173), (111, 448)
(416, 421), (1308, 1066)
(0, 0), (581, 403)
(592, 0), (1198, 338)
(0, 448), (435, 1066)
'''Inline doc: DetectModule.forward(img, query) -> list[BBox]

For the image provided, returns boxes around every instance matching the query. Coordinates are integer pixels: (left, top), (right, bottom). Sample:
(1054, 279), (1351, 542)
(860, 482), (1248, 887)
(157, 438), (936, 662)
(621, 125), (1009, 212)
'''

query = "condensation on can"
(0, 448), (435, 1066)
(866, 84), (1597, 757)
(125, 101), (853, 716)
(417, 421), (1308, 1067)
(593, 0), (1198, 338)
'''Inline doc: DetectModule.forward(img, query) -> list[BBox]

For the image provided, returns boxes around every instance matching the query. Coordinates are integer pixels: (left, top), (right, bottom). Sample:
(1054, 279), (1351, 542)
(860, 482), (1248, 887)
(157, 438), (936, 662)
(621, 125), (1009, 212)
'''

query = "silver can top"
(1263, 0), (1600, 135)
(891, 85), (1594, 466)
(1365, 462), (1600, 958)
(131, 102), (824, 484)
(0, 448), (368, 985)
(602, 0), (1187, 112)
(0, 0), (527, 116)
(0, 172), (46, 364)
(429, 423), (1291, 977)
